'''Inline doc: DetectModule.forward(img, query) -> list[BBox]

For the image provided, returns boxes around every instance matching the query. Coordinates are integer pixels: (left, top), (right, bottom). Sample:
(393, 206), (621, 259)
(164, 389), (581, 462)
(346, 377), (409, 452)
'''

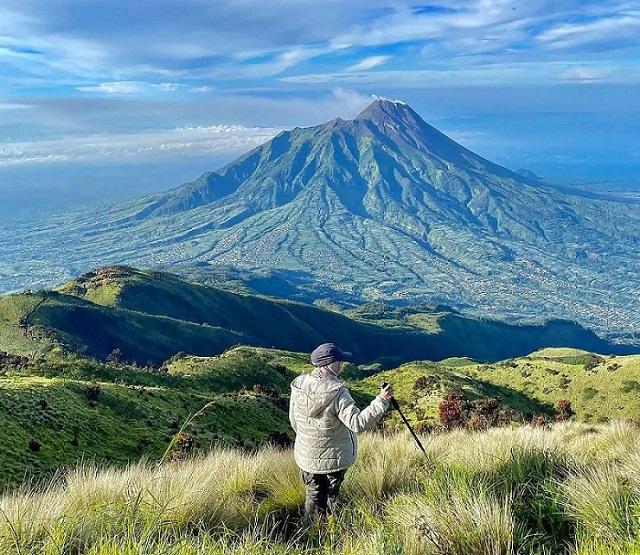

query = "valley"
(2, 100), (640, 345)
(0, 265), (638, 483)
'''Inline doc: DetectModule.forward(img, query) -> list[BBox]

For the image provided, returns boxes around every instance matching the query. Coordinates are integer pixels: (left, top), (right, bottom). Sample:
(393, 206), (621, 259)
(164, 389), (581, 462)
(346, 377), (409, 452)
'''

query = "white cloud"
(328, 87), (375, 115)
(536, 12), (640, 49)
(558, 66), (608, 82)
(77, 81), (144, 95)
(2, 0), (640, 98)
(191, 85), (214, 93)
(282, 60), (640, 86)
(154, 82), (184, 92)
(0, 87), (380, 167)
(346, 55), (390, 72)
(0, 124), (283, 167)
(76, 81), (188, 95)
(329, 1), (524, 50)
(0, 102), (33, 111)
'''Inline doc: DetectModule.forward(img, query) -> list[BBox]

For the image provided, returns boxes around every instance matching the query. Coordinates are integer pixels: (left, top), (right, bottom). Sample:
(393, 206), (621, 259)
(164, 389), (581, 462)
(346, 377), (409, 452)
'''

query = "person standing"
(289, 342), (394, 519)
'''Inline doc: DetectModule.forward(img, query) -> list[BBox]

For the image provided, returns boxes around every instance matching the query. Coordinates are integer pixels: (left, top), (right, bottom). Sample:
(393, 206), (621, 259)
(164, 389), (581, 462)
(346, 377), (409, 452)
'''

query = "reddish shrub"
(557, 399), (576, 421)
(438, 392), (464, 429)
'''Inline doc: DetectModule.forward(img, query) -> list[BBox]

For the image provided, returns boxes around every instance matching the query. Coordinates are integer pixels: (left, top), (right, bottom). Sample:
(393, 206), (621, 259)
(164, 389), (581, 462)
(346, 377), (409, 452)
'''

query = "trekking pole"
(381, 381), (426, 454)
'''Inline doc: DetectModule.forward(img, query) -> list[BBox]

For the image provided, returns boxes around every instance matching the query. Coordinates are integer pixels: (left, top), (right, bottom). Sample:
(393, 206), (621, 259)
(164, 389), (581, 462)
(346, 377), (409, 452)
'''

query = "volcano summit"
(3, 99), (640, 340)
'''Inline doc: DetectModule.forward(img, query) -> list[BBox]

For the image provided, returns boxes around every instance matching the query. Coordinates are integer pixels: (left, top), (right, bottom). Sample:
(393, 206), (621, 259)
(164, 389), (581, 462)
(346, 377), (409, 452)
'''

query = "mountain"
(2, 99), (640, 341)
(0, 266), (625, 366)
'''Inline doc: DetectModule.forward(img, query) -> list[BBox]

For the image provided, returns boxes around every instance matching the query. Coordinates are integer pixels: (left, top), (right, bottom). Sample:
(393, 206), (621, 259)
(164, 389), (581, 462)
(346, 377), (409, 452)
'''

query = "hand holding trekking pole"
(381, 381), (427, 454)
(380, 382), (395, 401)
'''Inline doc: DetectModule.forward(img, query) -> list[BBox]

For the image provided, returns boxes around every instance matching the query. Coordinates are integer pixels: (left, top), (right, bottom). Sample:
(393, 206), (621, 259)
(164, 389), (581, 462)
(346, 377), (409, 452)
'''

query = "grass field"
(1, 335), (640, 553)
(4, 343), (640, 486)
(0, 347), (302, 484)
(2, 422), (640, 554)
(352, 348), (640, 426)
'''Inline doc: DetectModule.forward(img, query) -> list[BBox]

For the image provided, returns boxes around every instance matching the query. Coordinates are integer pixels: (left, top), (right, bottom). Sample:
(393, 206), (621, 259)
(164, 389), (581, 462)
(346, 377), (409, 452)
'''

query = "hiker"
(289, 342), (394, 519)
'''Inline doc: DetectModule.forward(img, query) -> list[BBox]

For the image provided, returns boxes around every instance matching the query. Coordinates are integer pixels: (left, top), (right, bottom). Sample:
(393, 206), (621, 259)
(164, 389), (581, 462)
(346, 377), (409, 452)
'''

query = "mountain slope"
(3, 100), (640, 340)
(357, 348), (640, 425)
(4, 342), (640, 484)
(0, 266), (624, 365)
(0, 346), (302, 483)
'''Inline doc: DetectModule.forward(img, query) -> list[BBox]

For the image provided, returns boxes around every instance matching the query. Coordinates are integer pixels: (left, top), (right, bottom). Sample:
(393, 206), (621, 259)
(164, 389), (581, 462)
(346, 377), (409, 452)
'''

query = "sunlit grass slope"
(0, 265), (623, 366)
(4, 340), (640, 486)
(0, 347), (302, 483)
(355, 349), (640, 425)
(3, 422), (640, 554)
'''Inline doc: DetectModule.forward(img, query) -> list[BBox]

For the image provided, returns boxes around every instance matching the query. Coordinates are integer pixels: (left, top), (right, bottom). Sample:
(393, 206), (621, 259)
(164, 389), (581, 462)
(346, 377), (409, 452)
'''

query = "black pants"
(300, 469), (347, 518)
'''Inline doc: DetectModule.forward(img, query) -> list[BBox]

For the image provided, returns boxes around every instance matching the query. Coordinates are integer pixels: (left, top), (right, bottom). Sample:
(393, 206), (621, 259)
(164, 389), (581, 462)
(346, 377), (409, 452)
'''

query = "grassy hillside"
(3, 340), (640, 485)
(354, 348), (640, 425)
(3, 423), (640, 554)
(0, 347), (301, 484)
(0, 265), (626, 366)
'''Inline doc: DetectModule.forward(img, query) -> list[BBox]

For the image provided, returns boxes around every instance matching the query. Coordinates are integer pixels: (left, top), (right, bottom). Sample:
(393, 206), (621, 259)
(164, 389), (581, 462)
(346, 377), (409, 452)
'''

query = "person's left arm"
(334, 388), (389, 433)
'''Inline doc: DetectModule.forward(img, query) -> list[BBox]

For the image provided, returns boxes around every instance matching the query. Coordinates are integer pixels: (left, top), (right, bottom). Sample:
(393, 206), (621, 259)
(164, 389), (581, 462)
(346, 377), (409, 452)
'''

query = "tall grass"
(3, 422), (640, 554)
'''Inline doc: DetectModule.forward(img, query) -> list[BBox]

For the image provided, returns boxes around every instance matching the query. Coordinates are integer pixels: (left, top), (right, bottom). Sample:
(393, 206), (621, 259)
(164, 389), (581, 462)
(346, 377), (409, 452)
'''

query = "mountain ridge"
(2, 99), (640, 341)
(0, 265), (628, 366)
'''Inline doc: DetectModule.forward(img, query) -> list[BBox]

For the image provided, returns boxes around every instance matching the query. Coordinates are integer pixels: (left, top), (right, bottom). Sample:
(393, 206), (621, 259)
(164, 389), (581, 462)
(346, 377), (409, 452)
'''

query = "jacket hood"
(291, 373), (345, 417)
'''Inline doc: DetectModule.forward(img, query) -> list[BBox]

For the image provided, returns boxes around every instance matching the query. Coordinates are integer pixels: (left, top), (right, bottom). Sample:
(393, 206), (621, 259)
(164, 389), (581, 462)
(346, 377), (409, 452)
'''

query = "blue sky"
(1, 0), (639, 218)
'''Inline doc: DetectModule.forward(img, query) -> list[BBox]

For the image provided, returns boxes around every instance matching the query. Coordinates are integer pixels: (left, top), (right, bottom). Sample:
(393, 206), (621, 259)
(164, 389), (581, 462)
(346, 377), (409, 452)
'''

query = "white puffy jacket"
(289, 372), (390, 474)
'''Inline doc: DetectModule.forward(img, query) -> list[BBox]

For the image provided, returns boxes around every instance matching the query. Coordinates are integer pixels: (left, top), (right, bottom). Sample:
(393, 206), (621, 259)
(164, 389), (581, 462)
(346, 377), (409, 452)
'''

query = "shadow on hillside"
(435, 314), (634, 363)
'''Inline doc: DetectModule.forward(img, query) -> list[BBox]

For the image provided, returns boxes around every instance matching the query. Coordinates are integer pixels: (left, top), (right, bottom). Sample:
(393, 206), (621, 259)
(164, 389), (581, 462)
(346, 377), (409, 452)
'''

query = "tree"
(107, 348), (122, 366)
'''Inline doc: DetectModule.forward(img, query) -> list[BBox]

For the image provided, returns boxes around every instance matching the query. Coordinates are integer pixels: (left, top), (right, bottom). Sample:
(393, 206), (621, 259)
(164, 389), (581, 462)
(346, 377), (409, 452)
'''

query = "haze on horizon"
(1, 0), (639, 221)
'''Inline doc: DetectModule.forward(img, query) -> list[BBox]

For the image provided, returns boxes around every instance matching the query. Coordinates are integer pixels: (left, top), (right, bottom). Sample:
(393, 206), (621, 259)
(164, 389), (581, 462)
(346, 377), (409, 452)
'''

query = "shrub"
(84, 381), (101, 402)
(584, 354), (605, 372)
(620, 380), (640, 393)
(557, 399), (576, 421)
(439, 392), (508, 430)
(439, 393), (466, 429)
(413, 375), (440, 391)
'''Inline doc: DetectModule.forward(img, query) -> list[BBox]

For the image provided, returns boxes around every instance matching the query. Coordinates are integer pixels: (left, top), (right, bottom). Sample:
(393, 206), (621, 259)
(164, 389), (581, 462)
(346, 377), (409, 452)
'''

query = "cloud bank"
(0, 125), (283, 167)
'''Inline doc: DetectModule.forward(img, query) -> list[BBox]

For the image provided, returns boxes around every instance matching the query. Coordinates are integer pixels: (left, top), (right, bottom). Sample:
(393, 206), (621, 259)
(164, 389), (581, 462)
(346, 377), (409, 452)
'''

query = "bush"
(557, 399), (576, 421)
(84, 381), (101, 402)
(413, 375), (440, 391)
(621, 380), (640, 393)
(439, 392), (508, 430)
(439, 392), (466, 429)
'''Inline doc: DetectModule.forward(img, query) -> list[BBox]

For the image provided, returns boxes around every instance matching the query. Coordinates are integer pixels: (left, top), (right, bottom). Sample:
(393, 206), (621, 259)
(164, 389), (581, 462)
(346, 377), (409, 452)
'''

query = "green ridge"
(0, 266), (625, 367)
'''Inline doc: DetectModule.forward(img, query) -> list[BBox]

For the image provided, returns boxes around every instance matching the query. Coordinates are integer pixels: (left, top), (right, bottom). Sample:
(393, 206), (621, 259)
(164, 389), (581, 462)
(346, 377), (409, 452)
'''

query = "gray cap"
(310, 343), (352, 367)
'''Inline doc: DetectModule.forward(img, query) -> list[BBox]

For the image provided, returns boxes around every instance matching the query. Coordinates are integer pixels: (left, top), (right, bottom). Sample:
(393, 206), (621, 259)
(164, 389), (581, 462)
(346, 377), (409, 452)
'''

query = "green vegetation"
(0, 347), (300, 484)
(0, 266), (623, 367)
(1, 312), (640, 553)
(3, 335), (640, 486)
(354, 351), (640, 425)
(3, 423), (640, 554)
